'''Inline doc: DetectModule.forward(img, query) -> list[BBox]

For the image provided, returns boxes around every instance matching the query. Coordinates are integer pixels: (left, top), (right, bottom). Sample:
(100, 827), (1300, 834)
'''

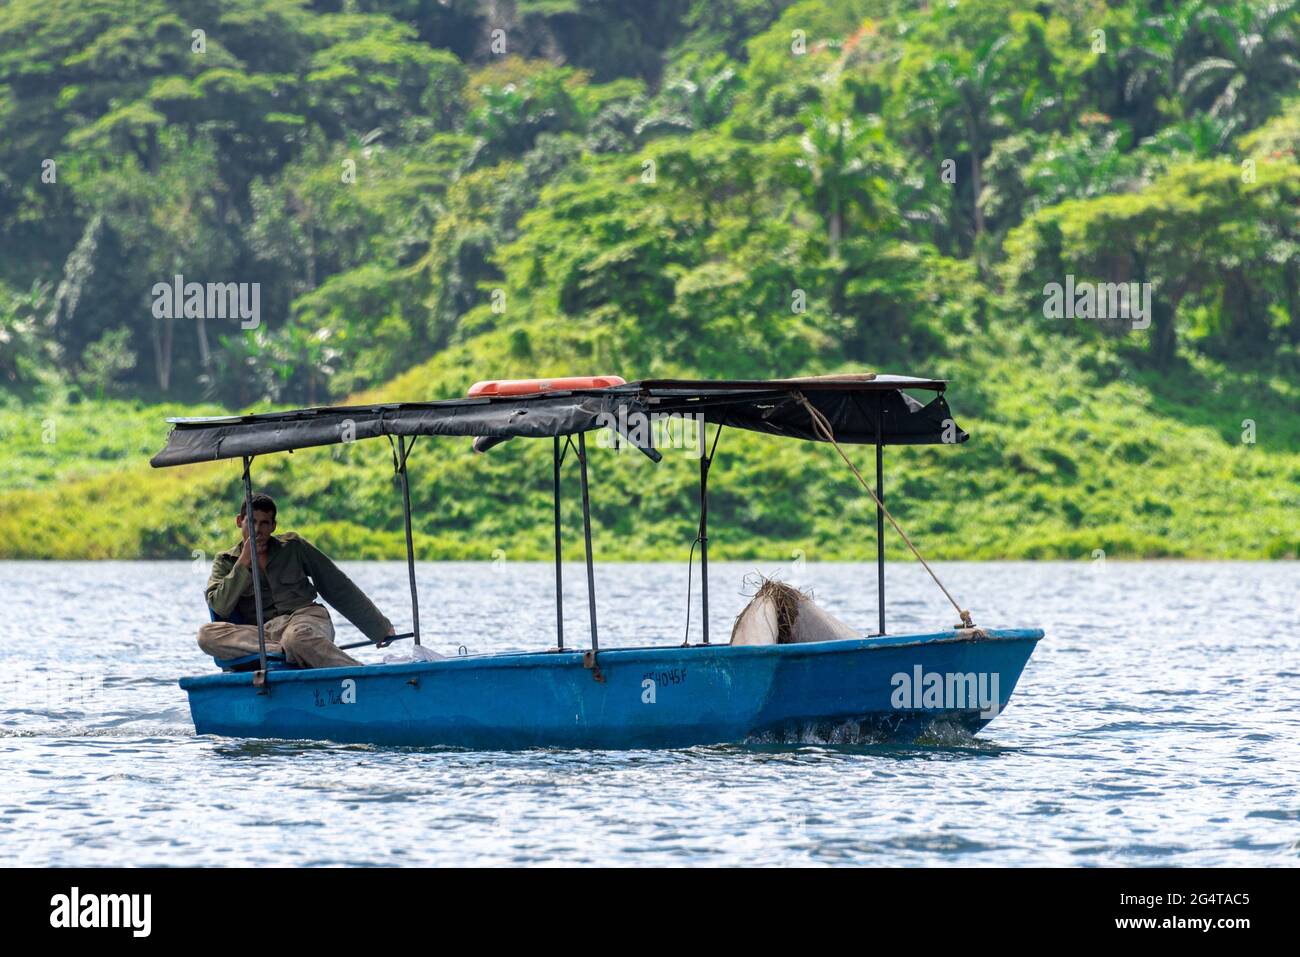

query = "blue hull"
(179, 628), (1044, 749)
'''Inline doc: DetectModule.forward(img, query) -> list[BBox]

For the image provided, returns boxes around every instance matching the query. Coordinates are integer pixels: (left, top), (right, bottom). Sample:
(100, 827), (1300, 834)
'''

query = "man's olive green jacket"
(205, 533), (392, 641)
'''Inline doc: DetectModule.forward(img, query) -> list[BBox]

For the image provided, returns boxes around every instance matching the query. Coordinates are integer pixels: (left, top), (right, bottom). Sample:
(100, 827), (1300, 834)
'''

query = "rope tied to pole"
(792, 391), (975, 630)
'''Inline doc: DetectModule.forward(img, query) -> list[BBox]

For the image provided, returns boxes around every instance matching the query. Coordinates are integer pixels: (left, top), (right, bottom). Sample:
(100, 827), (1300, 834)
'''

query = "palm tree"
(1120, 0), (1210, 133)
(908, 33), (1015, 244)
(793, 99), (890, 257)
(635, 63), (742, 139)
(466, 73), (578, 168)
(1179, 0), (1300, 136)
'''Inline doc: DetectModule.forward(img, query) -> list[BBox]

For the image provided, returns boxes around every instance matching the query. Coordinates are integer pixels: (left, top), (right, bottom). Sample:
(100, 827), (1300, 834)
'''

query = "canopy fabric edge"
(149, 378), (967, 468)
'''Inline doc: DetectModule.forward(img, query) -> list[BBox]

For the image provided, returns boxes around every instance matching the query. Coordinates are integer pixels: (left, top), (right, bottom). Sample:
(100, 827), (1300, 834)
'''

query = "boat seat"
(211, 652), (297, 673)
(206, 599), (301, 673)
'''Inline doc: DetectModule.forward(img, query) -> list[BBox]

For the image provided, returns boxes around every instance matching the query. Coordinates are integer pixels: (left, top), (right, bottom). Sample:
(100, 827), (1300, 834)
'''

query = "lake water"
(0, 559), (1296, 866)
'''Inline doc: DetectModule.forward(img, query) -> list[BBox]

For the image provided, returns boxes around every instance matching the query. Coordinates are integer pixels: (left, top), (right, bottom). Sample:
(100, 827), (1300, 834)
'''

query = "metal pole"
(397, 435), (421, 646)
(875, 395), (886, 636)
(577, 432), (598, 651)
(553, 435), (564, 651)
(699, 418), (710, 645)
(241, 456), (269, 677)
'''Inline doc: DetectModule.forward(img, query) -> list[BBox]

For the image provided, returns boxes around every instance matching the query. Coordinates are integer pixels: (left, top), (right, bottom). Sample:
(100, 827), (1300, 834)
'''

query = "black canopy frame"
(154, 376), (967, 677)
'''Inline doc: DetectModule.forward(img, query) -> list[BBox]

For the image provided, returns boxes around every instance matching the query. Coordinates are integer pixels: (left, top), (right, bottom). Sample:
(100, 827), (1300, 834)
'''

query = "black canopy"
(149, 374), (968, 468)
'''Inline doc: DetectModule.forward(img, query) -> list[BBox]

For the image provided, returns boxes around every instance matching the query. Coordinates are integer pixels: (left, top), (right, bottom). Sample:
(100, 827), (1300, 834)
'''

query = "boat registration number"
(642, 668), (686, 686)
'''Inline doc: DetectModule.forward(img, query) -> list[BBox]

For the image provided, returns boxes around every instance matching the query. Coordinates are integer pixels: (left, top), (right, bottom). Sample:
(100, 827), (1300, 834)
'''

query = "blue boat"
(154, 374), (1044, 749)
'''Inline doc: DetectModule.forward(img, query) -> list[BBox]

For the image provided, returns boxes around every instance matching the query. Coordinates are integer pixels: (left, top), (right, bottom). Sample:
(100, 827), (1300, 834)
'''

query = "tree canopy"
(2, 0), (1298, 561)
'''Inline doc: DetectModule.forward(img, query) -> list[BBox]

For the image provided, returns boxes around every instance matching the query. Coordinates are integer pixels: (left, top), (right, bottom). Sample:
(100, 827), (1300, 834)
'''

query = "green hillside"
(1, 1), (1298, 560)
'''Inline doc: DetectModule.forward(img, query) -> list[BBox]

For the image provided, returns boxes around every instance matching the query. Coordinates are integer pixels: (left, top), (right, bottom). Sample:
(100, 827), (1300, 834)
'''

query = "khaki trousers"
(197, 603), (360, 669)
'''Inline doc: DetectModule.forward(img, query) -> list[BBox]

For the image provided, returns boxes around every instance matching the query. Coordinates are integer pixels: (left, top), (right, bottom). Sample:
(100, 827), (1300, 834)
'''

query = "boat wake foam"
(745, 716), (984, 747)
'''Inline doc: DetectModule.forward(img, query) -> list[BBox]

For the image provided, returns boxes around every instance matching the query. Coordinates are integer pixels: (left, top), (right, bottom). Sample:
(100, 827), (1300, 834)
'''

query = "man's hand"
(237, 524), (269, 571)
(376, 624), (395, 649)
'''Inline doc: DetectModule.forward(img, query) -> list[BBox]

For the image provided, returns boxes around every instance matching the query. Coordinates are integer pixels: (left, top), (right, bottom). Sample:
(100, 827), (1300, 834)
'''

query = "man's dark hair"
(239, 493), (277, 521)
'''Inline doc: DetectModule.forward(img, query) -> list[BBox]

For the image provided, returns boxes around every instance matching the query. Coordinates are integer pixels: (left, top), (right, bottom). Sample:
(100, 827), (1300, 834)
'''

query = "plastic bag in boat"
(382, 644), (447, 664)
(729, 578), (858, 645)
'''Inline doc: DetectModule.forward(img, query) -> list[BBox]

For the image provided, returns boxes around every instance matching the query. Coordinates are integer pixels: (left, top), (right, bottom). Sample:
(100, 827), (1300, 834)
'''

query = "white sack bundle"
(382, 644), (447, 664)
(729, 578), (859, 645)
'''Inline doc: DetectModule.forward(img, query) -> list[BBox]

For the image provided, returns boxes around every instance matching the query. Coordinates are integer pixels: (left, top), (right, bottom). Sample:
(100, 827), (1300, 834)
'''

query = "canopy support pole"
(240, 456), (269, 685)
(552, 436), (564, 651)
(696, 420), (723, 645)
(876, 394), (886, 636)
(397, 435), (421, 646)
(699, 420), (710, 645)
(577, 432), (598, 652)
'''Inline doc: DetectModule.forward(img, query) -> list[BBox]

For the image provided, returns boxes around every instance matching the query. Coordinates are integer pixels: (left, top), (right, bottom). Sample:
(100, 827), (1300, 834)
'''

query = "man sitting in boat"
(197, 493), (394, 669)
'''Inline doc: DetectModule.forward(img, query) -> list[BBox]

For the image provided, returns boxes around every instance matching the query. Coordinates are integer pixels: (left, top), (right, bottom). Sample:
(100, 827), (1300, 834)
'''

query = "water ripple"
(0, 559), (1297, 866)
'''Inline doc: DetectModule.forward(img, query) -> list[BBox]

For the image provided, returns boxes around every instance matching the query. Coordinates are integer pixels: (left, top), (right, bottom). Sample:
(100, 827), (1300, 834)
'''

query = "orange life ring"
(467, 375), (626, 397)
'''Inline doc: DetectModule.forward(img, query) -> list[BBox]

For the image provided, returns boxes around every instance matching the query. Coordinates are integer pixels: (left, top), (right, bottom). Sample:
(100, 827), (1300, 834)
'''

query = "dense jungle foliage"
(1, 0), (1297, 560)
